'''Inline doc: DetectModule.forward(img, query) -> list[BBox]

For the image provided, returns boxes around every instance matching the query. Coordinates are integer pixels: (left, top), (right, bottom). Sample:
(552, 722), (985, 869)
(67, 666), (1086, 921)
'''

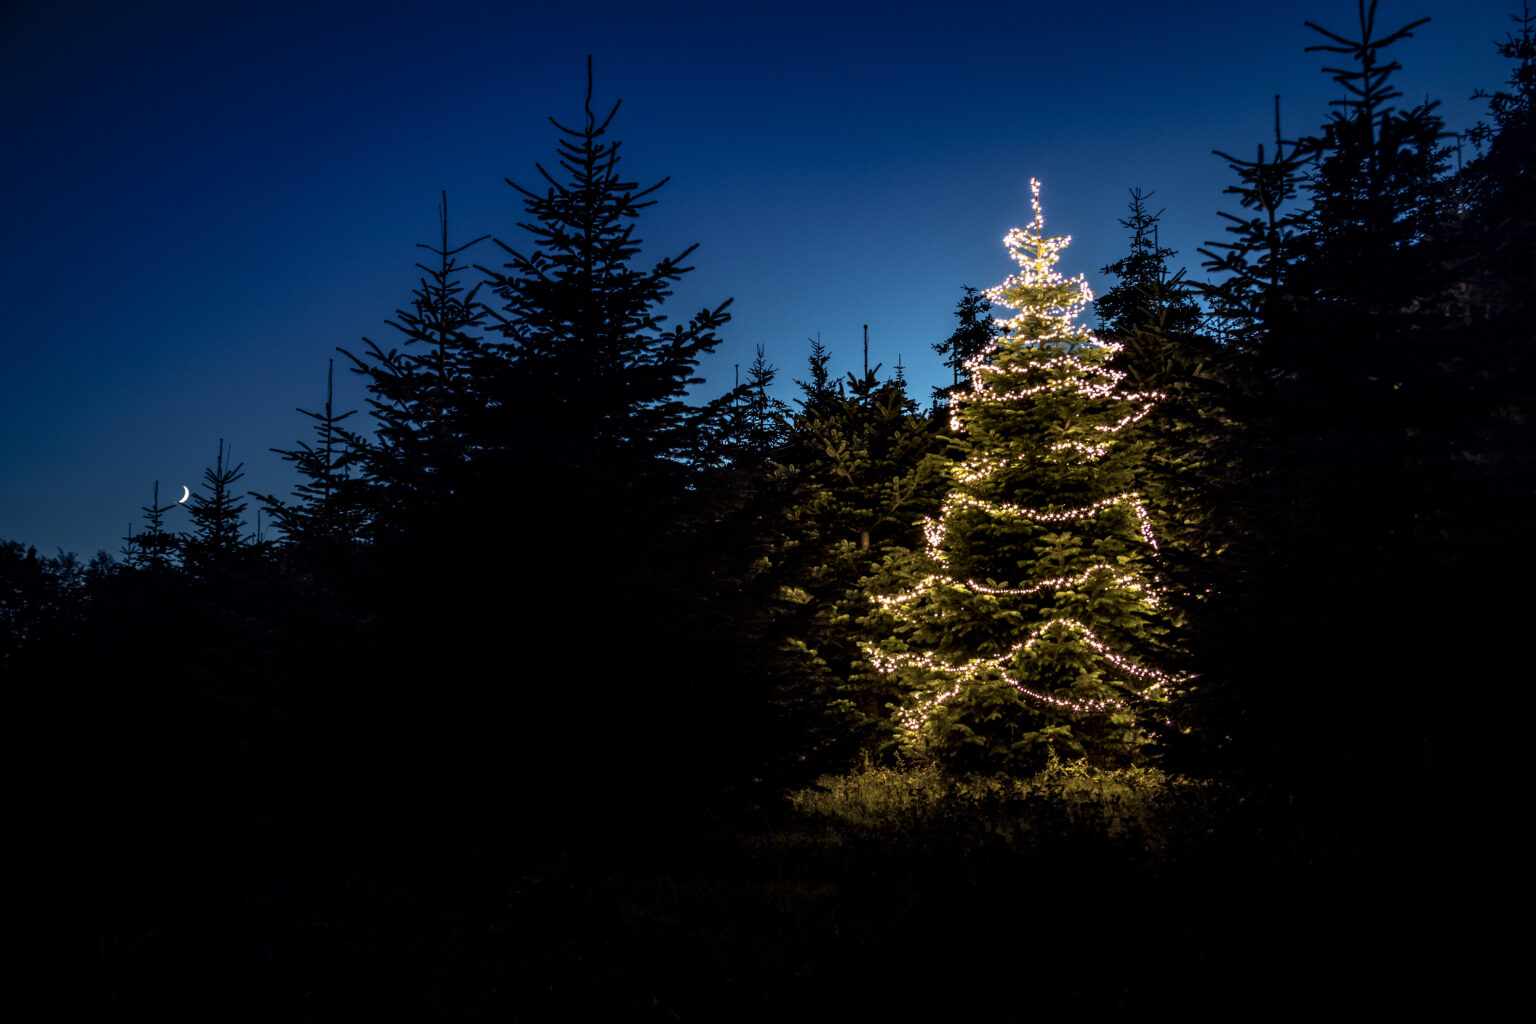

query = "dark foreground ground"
(8, 755), (1515, 1022)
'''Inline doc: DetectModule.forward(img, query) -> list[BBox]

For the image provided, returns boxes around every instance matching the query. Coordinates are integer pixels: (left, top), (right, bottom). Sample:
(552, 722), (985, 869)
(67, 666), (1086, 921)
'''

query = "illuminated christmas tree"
(864, 180), (1182, 771)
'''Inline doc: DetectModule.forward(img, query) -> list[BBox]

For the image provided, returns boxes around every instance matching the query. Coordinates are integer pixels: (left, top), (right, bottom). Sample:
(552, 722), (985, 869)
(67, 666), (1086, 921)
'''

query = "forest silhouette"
(4, 7), (1530, 1015)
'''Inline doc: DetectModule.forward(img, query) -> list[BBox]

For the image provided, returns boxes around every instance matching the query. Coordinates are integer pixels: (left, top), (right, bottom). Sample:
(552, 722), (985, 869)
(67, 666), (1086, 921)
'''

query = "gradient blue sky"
(0, 0), (1513, 558)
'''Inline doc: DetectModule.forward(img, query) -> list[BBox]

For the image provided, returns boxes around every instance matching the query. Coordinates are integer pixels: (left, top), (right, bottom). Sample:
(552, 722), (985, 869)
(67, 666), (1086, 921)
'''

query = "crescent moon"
(178, 485), (190, 504)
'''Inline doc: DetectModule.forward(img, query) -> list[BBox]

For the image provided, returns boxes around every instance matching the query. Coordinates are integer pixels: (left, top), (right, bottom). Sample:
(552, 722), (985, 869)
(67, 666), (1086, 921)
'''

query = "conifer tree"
(1198, 96), (1308, 354)
(793, 335), (840, 416)
(411, 59), (736, 793)
(0, 542), (100, 670)
(342, 191), (492, 545)
(1097, 191), (1232, 638)
(1192, 2), (1474, 795)
(182, 439), (248, 571)
(1462, 2), (1535, 323)
(123, 481), (180, 572)
(865, 180), (1181, 772)
(739, 339), (952, 768)
(255, 360), (368, 551)
(931, 286), (1001, 410)
(796, 363), (948, 555)
(1097, 190), (1203, 355)
(736, 344), (793, 460)
(477, 58), (733, 550)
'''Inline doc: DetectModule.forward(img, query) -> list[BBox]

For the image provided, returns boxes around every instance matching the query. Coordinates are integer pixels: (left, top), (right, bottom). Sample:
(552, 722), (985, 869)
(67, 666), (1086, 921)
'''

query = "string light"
(864, 178), (1187, 742)
(874, 564), (1160, 608)
(926, 491), (1160, 551)
(1049, 440), (1109, 460)
(877, 615), (1177, 730)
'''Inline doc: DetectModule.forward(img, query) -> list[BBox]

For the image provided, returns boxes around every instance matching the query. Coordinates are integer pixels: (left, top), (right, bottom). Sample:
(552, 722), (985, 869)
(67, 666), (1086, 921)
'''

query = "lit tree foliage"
(769, 348), (951, 759)
(864, 181), (1182, 772)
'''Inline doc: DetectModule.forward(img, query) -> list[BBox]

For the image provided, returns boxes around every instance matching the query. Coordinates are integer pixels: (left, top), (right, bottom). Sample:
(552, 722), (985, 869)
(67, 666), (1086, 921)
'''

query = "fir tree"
(796, 363), (948, 555)
(1192, 2), (1475, 799)
(1097, 190), (1203, 354)
(865, 180), (1181, 773)
(1097, 190), (1233, 652)
(736, 344), (793, 460)
(181, 439), (248, 572)
(1463, 2), (1535, 323)
(738, 338), (952, 768)
(1198, 95), (1308, 354)
(793, 334), (840, 416)
(342, 191), (492, 545)
(931, 285), (1001, 410)
(477, 58), (732, 544)
(122, 481), (180, 572)
(402, 59), (735, 794)
(255, 359), (368, 551)
(0, 542), (102, 670)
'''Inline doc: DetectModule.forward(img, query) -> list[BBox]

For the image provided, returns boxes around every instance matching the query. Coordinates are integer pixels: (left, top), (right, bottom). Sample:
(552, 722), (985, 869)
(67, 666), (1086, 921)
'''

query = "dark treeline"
(4, 8), (1530, 1014)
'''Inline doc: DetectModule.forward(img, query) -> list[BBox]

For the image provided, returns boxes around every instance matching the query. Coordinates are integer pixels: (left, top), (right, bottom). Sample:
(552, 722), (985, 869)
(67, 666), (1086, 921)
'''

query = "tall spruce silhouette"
(123, 480), (180, 571)
(182, 439), (248, 572)
(1197, 1), (1470, 804)
(932, 286), (1001, 411)
(342, 191), (492, 547)
(255, 359), (367, 551)
(478, 58), (732, 542)
(404, 58), (740, 796)
(1096, 189), (1229, 620)
(1462, 2), (1535, 323)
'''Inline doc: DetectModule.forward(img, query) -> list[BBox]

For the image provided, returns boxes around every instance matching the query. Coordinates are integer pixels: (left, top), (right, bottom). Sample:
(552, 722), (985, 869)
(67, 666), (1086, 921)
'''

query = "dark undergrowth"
(11, 747), (1511, 1020)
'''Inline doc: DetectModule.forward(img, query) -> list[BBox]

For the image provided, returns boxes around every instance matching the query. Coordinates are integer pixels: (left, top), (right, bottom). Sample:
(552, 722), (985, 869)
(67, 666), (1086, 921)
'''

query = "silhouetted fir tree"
(1283, 2), (1455, 583)
(1196, 2), (1474, 807)
(1097, 191), (1202, 346)
(1407, 6), (1536, 799)
(931, 285), (1001, 410)
(1443, 3), (1536, 459)
(800, 363), (950, 555)
(180, 439), (249, 573)
(0, 542), (107, 674)
(1199, 96), (1309, 354)
(122, 481), (180, 572)
(793, 334), (841, 415)
(370, 59), (738, 799)
(255, 359), (369, 552)
(733, 344), (793, 460)
(342, 191), (492, 548)
(1095, 190), (1234, 713)
(1462, 3), (1536, 322)
(477, 61), (731, 543)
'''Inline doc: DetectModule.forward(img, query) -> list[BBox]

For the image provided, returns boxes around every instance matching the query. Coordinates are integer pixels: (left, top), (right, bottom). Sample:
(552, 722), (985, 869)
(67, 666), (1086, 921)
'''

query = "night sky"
(0, 0), (1511, 559)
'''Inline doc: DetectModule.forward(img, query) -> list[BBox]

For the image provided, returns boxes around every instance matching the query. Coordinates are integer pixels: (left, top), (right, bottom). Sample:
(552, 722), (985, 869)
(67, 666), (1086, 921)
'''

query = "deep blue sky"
(0, 0), (1513, 559)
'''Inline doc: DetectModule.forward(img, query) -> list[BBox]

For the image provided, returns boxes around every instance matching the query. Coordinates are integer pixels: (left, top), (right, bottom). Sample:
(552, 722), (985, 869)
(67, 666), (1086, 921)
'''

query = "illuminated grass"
(788, 753), (1221, 852)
